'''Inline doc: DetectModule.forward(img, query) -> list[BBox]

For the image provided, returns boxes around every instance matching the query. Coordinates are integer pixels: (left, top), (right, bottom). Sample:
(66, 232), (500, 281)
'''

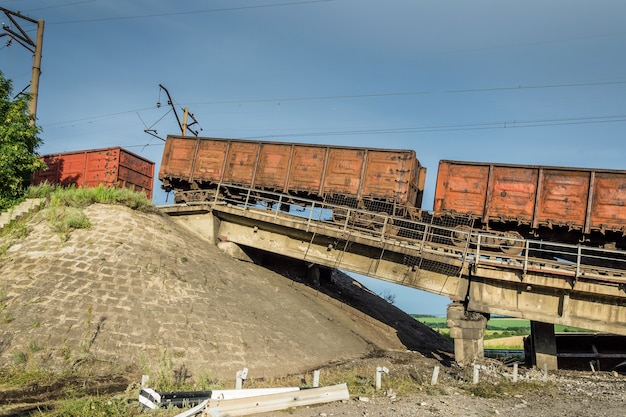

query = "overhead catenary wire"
(38, 78), (626, 132)
(43, 0), (335, 25)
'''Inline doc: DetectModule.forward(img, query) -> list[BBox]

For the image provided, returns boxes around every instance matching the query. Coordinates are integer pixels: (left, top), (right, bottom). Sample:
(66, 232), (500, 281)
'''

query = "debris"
(139, 383), (349, 417)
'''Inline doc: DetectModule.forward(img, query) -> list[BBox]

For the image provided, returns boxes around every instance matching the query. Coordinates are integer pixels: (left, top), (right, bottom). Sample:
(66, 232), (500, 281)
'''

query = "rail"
(178, 184), (626, 288)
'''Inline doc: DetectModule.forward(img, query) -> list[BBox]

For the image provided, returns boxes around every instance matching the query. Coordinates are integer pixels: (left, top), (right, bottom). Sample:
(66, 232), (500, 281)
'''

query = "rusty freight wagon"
(34, 147), (155, 199)
(159, 135), (426, 216)
(433, 160), (626, 251)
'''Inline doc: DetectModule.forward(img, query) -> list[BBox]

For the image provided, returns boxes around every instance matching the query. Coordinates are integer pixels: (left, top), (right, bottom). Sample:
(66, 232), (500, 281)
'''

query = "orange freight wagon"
(34, 147), (155, 199)
(159, 135), (426, 214)
(434, 160), (626, 248)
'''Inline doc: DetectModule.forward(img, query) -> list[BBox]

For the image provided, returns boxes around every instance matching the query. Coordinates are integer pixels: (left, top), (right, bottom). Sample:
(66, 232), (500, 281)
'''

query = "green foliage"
(31, 395), (138, 417)
(46, 205), (91, 241)
(0, 71), (45, 211)
(0, 366), (53, 388)
(24, 184), (156, 241)
(28, 183), (155, 212)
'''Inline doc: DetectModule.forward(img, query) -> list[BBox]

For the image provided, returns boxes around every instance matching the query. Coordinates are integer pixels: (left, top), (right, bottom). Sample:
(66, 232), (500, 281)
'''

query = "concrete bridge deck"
(159, 185), (626, 368)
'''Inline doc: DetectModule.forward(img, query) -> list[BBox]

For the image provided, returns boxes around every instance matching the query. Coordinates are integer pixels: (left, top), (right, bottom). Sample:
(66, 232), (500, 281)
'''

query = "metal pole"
(0, 8), (44, 124)
(28, 19), (44, 124)
(182, 107), (189, 136)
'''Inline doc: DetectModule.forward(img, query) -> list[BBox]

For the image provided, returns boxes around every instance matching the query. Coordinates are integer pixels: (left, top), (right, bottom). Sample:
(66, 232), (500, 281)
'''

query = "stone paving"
(0, 203), (424, 380)
(0, 199), (45, 232)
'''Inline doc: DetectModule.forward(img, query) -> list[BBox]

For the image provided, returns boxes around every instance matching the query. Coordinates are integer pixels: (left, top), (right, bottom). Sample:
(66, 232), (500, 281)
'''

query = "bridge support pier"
(446, 302), (488, 365)
(530, 321), (558, 371)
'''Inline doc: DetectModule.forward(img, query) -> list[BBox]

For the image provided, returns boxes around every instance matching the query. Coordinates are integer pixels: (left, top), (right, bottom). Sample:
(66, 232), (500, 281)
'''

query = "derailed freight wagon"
(159, 135), (426, 217)
(433, 160), (626, 251)
(33, 147), (155, 199)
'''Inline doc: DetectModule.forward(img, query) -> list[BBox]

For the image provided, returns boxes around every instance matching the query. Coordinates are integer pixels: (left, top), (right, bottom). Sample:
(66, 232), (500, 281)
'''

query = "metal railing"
(197, 184), (626, 286)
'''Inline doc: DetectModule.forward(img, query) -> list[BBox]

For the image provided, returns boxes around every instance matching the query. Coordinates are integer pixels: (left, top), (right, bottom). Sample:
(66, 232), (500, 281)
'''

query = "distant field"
(414, 316), (587, 335)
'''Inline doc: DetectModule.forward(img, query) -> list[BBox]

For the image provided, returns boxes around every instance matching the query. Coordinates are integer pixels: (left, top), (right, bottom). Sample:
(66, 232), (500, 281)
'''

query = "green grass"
(414, 316), (589, 335)
(25, 183), (155, 212)
(21, 184), (157, 242)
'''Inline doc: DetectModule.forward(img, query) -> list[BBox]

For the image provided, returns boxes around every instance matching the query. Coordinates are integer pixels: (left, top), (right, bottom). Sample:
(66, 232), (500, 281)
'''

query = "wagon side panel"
(159, 136), (197, 182)
(589, 172), (626, 232)
(287, 145), (326, 194)
(486, 166), (538, 222)
(83, 148), (120, 187)
(34, 155), (62, 185)
(191, 138), (229, 183)
(255, 143), (292, 190)
(118, 149), (155, 199)
(222, 141), (261, 186)
(361, 150), (416, 204)
(433, 161), (490, 216)
(42, 151), (89, 187)
(536, 169), (589, 229)
(321, 148), (365, 196)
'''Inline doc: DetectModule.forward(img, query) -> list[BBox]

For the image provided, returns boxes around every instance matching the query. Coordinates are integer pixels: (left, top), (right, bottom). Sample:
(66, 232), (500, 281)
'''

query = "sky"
(1, 0), (625, 315)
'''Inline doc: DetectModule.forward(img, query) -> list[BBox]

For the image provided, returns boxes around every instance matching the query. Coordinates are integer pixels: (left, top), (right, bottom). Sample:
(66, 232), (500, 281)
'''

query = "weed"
(30, 395), (137, 417)
(42, 184), (155, 212)
(465, 380), (548, 398)
(0, 366), (53, 388)
(28, 341), (43, 353)
(12, 350), (28, 365)
(46, 205), (90, 241)
(0, 287), (13, 323)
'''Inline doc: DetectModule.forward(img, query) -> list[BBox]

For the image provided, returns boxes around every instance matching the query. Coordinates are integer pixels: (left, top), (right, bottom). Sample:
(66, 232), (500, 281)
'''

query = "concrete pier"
(446, 302), (489, 365)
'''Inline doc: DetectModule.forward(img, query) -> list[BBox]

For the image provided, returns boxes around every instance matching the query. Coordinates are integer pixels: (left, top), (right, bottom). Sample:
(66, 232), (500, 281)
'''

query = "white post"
(513, 363), (518, 383)
(313, 370), (320, 388)
(431, 365), (440, 385)
(375, 367), (389, 390)
(473, 364), (480, 384)
(236, 367), (249, 390)
(141, 375), (149, 388)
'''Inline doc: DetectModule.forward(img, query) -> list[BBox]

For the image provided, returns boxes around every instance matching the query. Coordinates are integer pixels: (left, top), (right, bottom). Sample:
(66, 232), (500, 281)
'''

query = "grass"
(23, 184), (156, 241)
(1, 184), (156, 244)
(25, 183), (155, 213)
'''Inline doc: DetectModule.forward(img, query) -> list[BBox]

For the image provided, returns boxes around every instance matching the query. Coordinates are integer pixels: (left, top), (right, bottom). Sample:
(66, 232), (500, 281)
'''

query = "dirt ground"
(257, 353), (626, 417)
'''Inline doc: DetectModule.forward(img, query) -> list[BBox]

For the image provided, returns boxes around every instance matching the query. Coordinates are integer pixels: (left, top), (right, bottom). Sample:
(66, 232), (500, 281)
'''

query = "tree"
(0, 70), (45, 210)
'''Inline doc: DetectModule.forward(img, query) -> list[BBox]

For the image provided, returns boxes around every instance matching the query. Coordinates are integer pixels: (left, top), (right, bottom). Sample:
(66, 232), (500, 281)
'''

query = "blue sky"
(2, 0), (625, 315)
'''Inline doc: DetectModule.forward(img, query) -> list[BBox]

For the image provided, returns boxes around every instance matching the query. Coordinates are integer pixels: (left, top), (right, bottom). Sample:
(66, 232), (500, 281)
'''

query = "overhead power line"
(241, 114), (626, 140)
(47, 0), (334, 25)
(185, 80), (626, 106)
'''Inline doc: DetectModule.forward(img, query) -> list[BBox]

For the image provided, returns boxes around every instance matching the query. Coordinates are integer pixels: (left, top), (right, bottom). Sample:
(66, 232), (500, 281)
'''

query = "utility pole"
(157, 84), (201, 137)
(0, 7), (45, 124)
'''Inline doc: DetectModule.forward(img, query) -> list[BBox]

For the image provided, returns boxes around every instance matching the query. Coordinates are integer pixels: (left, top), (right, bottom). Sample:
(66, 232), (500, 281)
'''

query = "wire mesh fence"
(203, 184), (626, 285)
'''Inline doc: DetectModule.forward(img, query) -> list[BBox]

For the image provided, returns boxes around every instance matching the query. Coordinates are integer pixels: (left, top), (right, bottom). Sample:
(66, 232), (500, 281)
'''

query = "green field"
(413, 315), (587, 339)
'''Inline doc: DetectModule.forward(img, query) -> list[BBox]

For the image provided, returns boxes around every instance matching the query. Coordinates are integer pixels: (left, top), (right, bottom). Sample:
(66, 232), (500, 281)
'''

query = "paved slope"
(0, 203), (451, 380)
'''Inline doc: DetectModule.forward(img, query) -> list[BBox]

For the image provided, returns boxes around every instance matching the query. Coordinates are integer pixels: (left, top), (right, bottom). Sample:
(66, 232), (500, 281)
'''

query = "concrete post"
(530, 321), (558, 371)
(446, 302), (488, 365)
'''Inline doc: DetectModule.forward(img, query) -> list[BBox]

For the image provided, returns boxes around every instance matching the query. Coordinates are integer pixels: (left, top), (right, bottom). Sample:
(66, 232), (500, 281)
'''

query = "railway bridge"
(159, 185), (626, 370)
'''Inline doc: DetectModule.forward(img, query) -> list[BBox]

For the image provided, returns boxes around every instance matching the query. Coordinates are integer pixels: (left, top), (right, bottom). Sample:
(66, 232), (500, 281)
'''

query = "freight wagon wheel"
(450, 225), (472, 248)
(499, 232), (524, 255)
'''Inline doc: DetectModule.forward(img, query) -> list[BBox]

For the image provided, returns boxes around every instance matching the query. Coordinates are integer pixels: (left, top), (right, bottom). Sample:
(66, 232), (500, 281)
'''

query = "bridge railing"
(209, 184), (626, 285)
